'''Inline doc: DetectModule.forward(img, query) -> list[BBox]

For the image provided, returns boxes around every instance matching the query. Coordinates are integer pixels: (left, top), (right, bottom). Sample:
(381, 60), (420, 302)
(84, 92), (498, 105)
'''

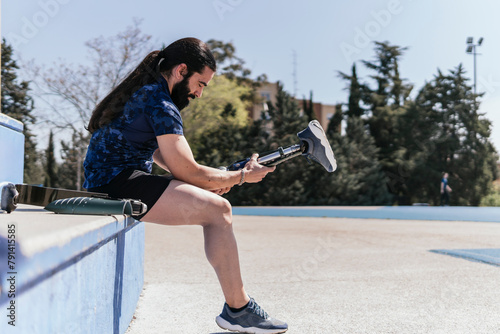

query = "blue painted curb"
(430, 249), (500, 267)
(233, 206), (500, 222)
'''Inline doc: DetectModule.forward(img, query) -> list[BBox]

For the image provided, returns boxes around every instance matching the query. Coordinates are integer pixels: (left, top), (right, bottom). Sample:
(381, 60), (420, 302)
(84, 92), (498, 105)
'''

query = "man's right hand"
(243, 153), (276, 184)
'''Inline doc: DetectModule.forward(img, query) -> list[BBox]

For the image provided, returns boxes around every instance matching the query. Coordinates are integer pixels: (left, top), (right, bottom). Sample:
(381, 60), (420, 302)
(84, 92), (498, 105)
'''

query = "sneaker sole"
(216, 316), (288, 334)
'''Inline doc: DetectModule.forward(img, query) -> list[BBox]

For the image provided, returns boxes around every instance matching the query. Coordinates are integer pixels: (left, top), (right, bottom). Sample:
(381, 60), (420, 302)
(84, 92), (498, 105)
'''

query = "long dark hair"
(87, 37), (216, 133)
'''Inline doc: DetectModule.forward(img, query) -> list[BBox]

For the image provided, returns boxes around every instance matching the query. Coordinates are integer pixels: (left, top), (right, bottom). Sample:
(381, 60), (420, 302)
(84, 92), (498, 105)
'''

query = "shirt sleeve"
(145, 94), (184, 137)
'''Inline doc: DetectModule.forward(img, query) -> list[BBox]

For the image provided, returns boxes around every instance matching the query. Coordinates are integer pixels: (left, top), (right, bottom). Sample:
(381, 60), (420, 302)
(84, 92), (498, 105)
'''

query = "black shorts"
(88, 169), (173, 221)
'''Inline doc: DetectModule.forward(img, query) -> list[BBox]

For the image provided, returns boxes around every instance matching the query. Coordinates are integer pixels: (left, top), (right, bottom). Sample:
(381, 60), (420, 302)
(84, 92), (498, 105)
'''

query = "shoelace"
(248, 299), (269, 319)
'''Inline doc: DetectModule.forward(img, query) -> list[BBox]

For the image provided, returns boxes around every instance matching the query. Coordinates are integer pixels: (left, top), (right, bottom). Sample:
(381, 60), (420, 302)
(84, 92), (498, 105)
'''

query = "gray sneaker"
(216, 297), (288, 333)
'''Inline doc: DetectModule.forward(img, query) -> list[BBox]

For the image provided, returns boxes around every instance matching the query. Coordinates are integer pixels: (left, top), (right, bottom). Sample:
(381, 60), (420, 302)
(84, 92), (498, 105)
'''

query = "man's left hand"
(211, 187), (232, 195)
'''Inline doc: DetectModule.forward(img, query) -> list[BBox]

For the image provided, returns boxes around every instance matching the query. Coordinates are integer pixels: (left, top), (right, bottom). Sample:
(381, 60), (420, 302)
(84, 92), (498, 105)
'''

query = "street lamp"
(466, 36), (484, 98)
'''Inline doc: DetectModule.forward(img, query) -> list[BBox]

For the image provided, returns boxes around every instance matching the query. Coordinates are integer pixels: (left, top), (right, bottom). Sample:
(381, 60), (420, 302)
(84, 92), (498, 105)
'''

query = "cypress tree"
(58, 131), (89, 190)
(326, 104), (343, 137)
(44, 131), (58, 187)
(302, 91), (315, 121)
(362, 42), (413, 204)
(338, 63), (365, 118)
(317, 65), (391, 205)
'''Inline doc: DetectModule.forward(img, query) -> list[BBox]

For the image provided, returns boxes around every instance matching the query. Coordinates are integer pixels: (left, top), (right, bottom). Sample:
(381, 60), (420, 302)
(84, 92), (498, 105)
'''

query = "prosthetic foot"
(225, 120), (337, 173)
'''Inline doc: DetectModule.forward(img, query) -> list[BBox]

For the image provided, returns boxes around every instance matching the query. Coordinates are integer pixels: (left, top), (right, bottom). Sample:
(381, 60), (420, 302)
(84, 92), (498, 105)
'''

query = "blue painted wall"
(0, 217), (144, 334)
(0, 113), (24, 184)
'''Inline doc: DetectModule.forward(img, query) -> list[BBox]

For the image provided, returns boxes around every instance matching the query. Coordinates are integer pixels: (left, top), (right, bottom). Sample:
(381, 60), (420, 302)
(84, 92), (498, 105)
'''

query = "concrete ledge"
(0, 113), (23, 133)
(0, 113), (24, 184)
(0, 205), (144, 334)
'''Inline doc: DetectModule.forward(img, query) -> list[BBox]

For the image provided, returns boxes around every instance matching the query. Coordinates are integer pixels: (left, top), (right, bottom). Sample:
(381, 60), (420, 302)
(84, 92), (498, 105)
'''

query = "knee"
(211, 196), (233, 227)
(220, 197), (233, 224)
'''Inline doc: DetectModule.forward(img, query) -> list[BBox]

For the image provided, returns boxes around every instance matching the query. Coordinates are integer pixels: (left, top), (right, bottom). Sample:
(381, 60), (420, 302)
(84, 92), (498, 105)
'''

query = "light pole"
(466, 36), (483, 98)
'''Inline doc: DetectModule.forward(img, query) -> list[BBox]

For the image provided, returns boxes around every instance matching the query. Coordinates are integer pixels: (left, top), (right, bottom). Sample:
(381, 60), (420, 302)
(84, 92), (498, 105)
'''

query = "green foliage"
(10, 27), (496, 207)
(480, 184), (500, 207)
(326, 104), (343, 137)
(328, 116), (392, 205)
(182, 75), (252, 157)
(410, 65), (498, 205)
(360, 42), (413, 203)
(206, 39), (248, 80)
(206, 39), (267, 102)
(338, 63), (364, 118)
(361, 41), (412, 107)
(480, 193), (500, 207)
(302, 91), (315, 121)
(43, 131), (58, 187)
(218, 83), (311, 205)
(253, 83), (310, 205)
(217, 82), (391, 206)
(58, 131), (89, 190)
(189, 40), (497, 207)
(323, 69), (391, 205)
(347, 41), (498, 206)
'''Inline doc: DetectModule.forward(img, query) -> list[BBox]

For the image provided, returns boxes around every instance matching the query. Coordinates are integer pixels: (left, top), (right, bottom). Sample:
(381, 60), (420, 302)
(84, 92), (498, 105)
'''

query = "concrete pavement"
(126, 214), (500, 334)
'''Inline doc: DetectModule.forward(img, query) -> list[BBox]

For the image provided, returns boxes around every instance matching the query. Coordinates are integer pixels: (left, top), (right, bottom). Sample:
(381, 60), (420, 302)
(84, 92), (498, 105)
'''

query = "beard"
(171, 75), (196, 111)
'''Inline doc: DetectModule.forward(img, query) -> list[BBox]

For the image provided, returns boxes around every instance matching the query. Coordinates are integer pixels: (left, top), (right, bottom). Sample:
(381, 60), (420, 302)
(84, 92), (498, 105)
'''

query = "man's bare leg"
(141, 179), (250, 308)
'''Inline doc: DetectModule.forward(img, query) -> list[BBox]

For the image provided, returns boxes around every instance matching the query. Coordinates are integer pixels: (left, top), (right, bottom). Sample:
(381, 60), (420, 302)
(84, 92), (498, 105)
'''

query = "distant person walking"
(440, 173), (452, 206)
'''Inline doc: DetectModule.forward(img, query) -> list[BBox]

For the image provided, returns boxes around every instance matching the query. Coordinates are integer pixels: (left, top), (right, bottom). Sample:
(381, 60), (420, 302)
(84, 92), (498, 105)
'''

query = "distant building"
(251, 82), (337, 131)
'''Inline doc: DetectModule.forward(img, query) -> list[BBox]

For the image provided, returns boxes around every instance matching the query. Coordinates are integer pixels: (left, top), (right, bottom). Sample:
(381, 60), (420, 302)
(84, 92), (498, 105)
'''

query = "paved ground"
(126, 214), (500, 334)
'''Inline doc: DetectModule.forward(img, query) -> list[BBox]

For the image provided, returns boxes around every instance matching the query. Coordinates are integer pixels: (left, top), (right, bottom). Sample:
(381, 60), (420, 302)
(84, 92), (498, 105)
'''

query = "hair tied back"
(158, 57), (165, 69)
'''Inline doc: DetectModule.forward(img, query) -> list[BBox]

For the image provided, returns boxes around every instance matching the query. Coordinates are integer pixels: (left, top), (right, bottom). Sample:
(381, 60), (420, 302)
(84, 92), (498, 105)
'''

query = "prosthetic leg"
(225, 120), (337, 173)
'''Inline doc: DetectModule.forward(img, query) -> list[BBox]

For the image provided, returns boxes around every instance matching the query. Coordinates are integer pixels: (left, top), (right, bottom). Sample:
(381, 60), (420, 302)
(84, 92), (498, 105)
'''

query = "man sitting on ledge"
(83, 37), (288, 334)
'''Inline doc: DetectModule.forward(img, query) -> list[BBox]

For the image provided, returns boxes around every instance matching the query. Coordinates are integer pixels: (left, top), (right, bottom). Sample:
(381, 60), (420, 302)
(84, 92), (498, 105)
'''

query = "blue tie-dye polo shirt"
(83, 76), (183, 189)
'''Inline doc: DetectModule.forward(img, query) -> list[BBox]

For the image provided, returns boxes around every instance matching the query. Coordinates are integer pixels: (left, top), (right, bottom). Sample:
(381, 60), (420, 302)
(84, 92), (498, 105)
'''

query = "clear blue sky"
(2, 0), (500, 152)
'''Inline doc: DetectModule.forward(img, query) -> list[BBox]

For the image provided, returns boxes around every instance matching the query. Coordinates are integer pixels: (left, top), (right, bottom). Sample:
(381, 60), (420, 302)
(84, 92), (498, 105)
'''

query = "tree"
(362, 42), (413, 203)
(249, 82), (310, 205)
(362, 42), (412, 108)
(302, 91), (315, 121)
(206, 39), (267, 102)
(25, 19), (154, 175)
(315, 116), (391, 205)
(326, 103), (343, 137)
(184, 75), (260, 174)
(181, 74), (253, 158)
(338, 63), (365, 118)
(206, 82), (310, 206)
(319, 65), (391, 205)
(1, 39), (43, 184)
(413, 65), (498, 205)
(58, 132), (89, 190)
(219, 116), (272, 206)
(43, 131), (58, 187)
(480, 183), (500, 207)
(397, 99), (443, 204)
(29, 19), (153, 134)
